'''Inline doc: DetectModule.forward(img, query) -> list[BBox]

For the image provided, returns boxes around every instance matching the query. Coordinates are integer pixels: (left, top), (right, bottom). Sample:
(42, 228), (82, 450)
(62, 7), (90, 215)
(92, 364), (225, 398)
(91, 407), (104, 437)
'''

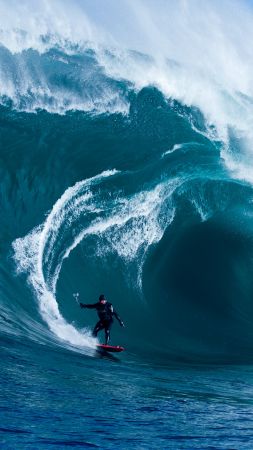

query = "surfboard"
(96, 344), (124, 353)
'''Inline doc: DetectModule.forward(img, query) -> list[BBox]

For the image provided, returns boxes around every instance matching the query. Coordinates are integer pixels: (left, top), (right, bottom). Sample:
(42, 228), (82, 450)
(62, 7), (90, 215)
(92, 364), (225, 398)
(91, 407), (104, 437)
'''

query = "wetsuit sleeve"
(111, 306), (124, 326)
(80, 302), (98, 309)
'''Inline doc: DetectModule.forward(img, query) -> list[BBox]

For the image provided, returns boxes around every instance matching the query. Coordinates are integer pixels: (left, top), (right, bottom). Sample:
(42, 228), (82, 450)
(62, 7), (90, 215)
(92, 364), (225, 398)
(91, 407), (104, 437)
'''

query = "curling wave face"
(1, 0), (253, 362)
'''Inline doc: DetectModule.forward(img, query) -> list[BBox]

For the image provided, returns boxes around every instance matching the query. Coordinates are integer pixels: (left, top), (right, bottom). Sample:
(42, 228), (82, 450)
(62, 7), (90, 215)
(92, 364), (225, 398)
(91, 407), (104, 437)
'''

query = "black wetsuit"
(80, 301), (123, 344)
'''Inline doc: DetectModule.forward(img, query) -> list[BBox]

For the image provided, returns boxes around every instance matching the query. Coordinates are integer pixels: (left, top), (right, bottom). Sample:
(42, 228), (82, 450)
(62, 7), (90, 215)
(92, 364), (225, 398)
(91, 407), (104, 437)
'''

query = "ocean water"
(2, 0), (253, 448)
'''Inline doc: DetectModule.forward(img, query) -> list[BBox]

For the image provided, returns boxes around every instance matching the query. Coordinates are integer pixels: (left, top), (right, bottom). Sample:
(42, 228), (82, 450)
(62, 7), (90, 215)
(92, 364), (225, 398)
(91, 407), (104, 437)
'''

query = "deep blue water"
(2, 6), (253, 447)
(2, 335), (253, 449)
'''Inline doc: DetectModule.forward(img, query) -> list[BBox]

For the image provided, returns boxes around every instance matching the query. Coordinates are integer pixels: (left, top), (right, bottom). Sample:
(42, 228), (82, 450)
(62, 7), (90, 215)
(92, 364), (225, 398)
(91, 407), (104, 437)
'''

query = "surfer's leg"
(105, 328), (110, 345)
(92, 320), (104, 337)
(104, 320), (113, 344)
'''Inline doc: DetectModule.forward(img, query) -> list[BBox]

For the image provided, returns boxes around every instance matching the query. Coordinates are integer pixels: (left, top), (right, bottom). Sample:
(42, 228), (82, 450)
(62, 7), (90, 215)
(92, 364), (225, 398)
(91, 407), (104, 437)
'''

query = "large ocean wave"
(1, 0), (253, 363)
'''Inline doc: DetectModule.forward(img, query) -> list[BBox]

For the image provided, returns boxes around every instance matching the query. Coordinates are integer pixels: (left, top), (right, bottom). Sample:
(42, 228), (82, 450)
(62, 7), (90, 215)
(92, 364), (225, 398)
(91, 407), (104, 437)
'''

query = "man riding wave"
(76, 294), (125, 345)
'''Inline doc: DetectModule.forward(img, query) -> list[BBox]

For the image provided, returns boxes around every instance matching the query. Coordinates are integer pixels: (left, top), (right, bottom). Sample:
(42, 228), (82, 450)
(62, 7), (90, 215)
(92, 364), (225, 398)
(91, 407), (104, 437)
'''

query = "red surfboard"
(96, 344), (125, 353)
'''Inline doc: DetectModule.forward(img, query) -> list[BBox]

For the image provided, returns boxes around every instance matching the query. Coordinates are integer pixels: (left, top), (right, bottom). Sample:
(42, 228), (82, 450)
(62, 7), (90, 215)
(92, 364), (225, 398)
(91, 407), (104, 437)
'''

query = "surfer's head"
(99, 294), (106, 304)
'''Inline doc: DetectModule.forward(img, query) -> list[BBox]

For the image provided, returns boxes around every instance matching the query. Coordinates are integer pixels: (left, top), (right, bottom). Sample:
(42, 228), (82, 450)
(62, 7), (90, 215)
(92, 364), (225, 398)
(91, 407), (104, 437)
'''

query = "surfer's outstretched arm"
(80, 302), (98, 309)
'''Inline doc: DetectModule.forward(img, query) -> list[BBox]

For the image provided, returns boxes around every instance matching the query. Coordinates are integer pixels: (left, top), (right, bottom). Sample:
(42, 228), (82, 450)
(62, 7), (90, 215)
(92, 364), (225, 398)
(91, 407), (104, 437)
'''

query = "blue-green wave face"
(2, 0), (253, 363)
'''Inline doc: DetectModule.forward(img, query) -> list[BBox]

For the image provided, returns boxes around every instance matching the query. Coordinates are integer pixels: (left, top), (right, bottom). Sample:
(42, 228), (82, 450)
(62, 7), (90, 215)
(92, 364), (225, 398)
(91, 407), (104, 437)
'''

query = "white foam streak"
(13, 169), (179, 349)
(13, 170), (119, 352)
(162, 144), (185, 157)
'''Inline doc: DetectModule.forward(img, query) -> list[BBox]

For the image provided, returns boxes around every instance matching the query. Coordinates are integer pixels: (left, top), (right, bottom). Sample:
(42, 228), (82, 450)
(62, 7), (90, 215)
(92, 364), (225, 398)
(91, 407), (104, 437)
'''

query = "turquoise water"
(2, 1), (253, 447)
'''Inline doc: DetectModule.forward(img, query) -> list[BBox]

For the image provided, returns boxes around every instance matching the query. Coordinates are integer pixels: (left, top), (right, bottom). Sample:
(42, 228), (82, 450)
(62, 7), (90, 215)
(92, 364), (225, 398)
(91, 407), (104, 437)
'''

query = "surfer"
(78, 294), (125, 344)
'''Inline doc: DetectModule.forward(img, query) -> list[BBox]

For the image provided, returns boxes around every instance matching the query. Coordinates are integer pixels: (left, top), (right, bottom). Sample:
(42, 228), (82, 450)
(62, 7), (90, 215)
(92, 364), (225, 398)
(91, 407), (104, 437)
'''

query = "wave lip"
(1, 0), (253, 185)
(0, 45), (131, 114)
